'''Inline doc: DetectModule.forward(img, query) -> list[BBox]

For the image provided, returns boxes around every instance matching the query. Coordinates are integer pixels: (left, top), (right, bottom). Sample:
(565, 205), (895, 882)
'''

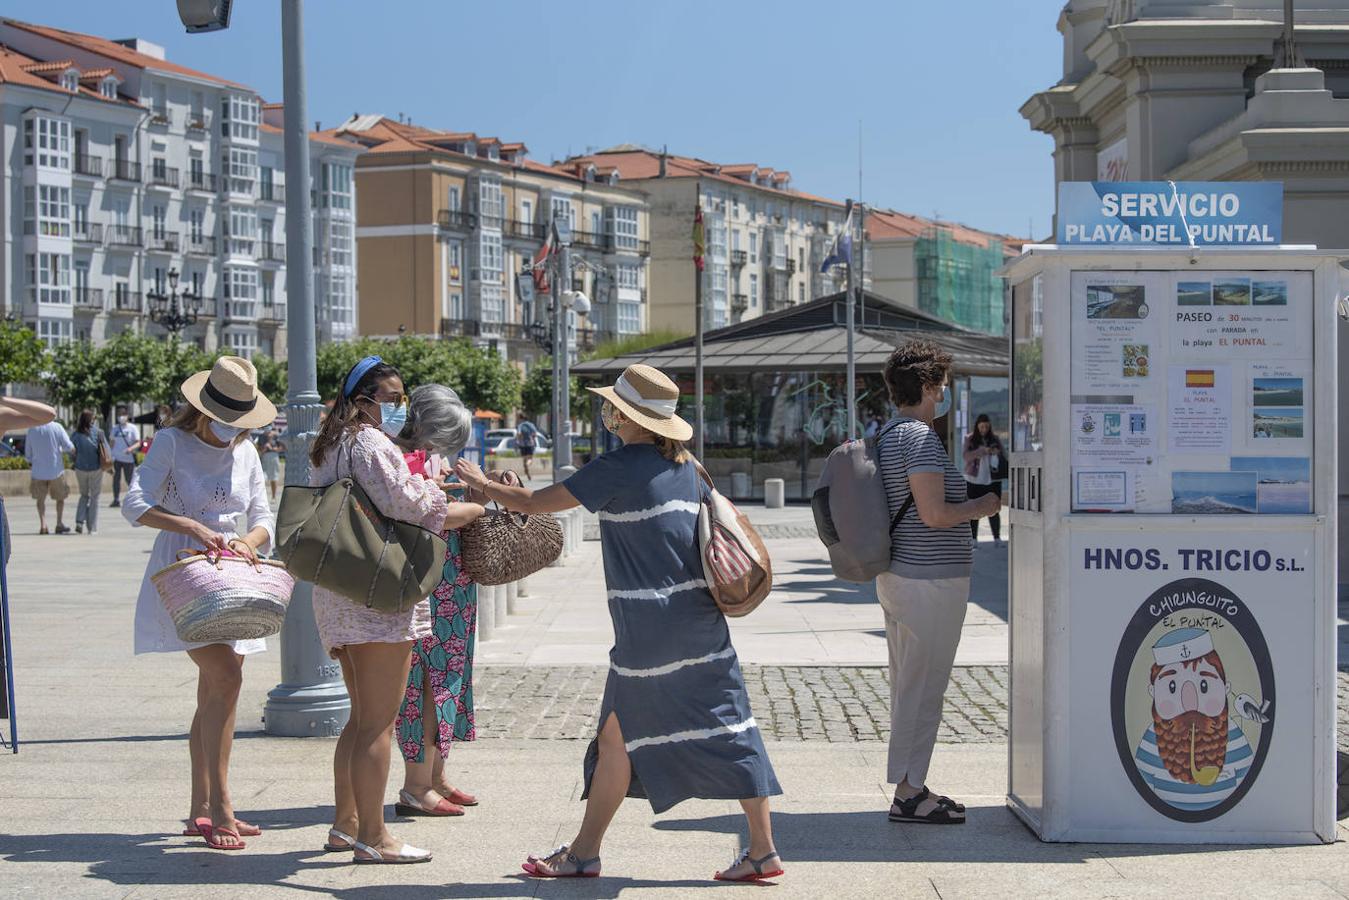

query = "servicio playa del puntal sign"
(1057, 182), (1283, 246)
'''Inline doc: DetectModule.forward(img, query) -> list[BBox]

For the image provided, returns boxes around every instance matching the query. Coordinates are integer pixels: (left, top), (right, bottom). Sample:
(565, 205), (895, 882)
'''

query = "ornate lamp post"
(146, 267), (202, 338)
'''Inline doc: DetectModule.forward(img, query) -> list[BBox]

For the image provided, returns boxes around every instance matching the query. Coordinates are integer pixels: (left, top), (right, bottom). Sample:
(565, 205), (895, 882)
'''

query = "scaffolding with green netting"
(914, 225), (1007, 334)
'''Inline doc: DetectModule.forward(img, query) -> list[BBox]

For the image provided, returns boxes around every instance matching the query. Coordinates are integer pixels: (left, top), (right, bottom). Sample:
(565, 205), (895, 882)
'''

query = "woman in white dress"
(122, 357), (278, 851)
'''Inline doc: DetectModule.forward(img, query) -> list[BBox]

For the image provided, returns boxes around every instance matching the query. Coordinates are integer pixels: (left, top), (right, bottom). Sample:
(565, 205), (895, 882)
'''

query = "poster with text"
(1167, 365), (1232, 454)
(1169, 273), (1310, 360)
(1072, 273), (1164, 395)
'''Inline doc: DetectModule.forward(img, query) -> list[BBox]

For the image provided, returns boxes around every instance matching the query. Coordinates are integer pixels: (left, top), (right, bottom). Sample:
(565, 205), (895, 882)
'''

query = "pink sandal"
(193, 817), (246, 851)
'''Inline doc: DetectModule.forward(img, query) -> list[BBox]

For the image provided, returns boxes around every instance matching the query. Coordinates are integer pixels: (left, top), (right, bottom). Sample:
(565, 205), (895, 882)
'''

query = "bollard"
(764, 477), (786, 509)
(493, 580), (507, 626)
(476, 584), (495, 642)
(731, 471), (752, 498)
(506, 580), (519, 615)
(518, 576), (531, 598)
(570, 510), (583, 548)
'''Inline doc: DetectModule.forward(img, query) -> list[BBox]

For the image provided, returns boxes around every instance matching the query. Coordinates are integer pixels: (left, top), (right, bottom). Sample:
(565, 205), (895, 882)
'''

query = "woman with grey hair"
(389, 384), (484, 818)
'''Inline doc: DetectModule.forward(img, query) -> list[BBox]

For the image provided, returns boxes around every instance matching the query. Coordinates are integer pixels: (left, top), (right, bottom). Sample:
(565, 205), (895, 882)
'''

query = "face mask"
(933, 385), (952, 419)
(378, 401), (408, 438)
(601, 400), (623, 435)
(210, 420), (245, 443)
(118, 416), (129, 425)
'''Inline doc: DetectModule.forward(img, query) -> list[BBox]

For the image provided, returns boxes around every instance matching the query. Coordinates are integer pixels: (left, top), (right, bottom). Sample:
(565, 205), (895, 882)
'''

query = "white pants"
(876, 572), (970, 787)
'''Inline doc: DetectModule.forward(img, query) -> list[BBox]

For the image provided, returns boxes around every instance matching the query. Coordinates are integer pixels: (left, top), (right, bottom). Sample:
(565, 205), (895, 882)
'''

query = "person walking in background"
(257, 429), (284, 500)
(876, 340), (999, 825)
(309, 357), (485, 865)
(109, 406), (139, 508)
(24, 414), (73, 535)
(515, 417), (539, 480)
(962, 413), (1006, 547)
(1, 396), (57, 558)
(70, 409), (109, 535)
(388, 385), (482, 819)
(122, 356), (279, 850)
(454, 364), (783, 883)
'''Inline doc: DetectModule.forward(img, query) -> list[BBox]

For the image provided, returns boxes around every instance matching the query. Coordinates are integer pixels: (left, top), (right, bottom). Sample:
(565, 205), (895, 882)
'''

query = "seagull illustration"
(1232, 693), (1271, 724)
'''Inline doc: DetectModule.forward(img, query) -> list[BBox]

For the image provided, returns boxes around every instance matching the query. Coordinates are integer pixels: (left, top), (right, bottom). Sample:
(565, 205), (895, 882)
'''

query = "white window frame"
(26, 252), (72, 304)
(23, 115), (71, 169)
(611, 206), (639, 250)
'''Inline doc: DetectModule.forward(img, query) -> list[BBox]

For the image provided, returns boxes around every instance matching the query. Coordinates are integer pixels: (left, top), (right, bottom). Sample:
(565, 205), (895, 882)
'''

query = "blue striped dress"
(564, 443), (782, 813)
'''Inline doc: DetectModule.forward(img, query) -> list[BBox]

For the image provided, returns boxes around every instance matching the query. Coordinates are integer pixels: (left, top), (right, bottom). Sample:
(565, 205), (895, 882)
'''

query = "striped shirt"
(1134, 721), (1254, 811)
(878, 417), (973, 579)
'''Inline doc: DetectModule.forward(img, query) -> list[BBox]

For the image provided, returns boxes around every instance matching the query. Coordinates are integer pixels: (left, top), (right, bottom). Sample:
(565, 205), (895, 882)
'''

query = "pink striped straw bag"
(692, 460), (772, 617)
(152, 547), (294, 643)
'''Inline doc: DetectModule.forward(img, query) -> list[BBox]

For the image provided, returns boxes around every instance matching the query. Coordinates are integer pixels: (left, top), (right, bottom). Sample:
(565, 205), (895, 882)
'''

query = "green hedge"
(0, 458), (32, 471)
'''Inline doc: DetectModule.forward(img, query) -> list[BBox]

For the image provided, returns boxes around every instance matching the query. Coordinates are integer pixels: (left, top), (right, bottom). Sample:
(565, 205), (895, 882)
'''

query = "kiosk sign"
(1058, 182), (1283, 246)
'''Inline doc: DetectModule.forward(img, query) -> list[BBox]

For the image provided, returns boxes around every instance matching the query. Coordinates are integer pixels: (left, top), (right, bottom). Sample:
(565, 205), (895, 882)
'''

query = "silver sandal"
(352, 840), (432, 864)
(522, 843), (601, 878)
(714, 847), (785, 882)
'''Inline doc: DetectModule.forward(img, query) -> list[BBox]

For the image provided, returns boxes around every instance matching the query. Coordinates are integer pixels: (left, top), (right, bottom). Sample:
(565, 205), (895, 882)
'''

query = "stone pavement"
(4, 498), (1349, 897)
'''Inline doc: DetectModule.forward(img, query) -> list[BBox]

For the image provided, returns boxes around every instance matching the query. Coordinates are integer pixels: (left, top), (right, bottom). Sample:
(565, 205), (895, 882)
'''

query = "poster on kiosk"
(1001, 182), (1342, 843)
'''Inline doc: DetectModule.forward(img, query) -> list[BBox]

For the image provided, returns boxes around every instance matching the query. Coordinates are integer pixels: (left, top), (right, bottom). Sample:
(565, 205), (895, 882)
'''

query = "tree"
(252, 353), (287, 403)
(47, 340), (106, 413)
(448, 341), (522, 415)
(151, 338), (214, 407)
(587, 328), (690, 362)
(316, 339), (375, 400)
(519, 357), (584, 420)
(0, 319), (46, 387)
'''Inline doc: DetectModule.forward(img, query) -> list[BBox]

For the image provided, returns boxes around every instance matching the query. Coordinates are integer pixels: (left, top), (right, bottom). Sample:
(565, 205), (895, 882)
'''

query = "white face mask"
(209, 420), (245, 443)
(118, 416), (129, 425)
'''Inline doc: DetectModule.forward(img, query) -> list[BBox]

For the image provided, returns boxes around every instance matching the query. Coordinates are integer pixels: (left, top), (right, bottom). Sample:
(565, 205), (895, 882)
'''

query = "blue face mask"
(209, 420), (245, 444)
(378, 401), (407, 437)
(933, 385), (952, 419)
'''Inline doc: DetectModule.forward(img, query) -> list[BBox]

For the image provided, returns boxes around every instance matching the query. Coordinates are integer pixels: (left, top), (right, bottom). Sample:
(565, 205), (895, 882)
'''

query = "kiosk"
(1002, 182), (1342, 844)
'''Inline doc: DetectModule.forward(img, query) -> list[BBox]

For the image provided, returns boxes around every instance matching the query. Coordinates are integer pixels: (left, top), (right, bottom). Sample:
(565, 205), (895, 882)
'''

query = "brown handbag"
(460, 502), (564, 586)
(97, 430), (113, 472)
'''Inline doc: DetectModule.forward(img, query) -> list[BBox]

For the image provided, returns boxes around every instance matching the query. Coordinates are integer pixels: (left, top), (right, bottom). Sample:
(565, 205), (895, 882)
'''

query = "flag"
(692, 203), (705, 272)
(820, 204), (854, 273)
(1186, 369), (1215, 388)
(532, 224), (554, 292)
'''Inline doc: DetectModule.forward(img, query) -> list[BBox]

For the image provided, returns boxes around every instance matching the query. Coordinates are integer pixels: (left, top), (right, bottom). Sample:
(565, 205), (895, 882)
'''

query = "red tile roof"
(0, 44), (134, 106)
(4, 18), (252, 90)
(260, 119), (362, 150)
(562, 149), (840, 207)
(19, 58), (75, 74)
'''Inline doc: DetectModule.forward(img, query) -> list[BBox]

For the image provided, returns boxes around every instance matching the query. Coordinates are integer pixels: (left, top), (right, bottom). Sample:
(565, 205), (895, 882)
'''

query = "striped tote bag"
(692, 461), (772, 617)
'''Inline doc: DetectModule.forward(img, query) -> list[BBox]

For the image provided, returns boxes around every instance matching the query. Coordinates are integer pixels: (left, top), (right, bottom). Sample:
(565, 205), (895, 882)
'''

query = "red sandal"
(714, 849), (783, 882)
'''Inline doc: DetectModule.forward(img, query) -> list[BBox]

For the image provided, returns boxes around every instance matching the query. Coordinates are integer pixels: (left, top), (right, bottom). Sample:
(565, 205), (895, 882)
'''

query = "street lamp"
(146, 268), (202, 337)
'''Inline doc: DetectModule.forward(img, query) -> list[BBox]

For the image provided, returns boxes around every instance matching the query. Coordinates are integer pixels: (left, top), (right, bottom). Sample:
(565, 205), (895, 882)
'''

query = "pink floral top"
(310, 425), (449, 655)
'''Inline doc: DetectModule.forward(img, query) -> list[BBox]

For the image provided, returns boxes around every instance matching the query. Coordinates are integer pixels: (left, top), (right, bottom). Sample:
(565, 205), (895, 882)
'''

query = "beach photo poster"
(1252, 280), (1288, 306)
(1087, 283), (1150, 320)
(1072, 273), (1163, 394)
(1230, 456), (1311, 514)
(1171, 470), (1257, 514)
(1213, 278), (1252, 306)
(1177, 281), (1212, 306)
(1251, 376), (1303, 407)
(1253, 408), (1304, 440)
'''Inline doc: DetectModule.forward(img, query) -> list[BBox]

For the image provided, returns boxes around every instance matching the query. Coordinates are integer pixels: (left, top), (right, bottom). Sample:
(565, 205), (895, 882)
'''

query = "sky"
(3, 0), (1065, 238)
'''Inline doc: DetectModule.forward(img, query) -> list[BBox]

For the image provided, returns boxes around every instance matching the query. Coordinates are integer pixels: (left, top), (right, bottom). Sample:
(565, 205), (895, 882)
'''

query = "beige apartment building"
(328, 115), (651, 367)
(561, 148), (856, 333)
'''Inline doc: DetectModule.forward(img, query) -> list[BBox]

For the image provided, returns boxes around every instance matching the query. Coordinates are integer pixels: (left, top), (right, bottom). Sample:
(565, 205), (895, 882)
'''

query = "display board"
(1070, 271), (1313, 514)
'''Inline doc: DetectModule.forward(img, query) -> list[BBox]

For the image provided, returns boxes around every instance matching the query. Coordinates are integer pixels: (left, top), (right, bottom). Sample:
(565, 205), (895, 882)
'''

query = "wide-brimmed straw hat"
(181, 356), (278, 430)
(587, 364), (693, 442)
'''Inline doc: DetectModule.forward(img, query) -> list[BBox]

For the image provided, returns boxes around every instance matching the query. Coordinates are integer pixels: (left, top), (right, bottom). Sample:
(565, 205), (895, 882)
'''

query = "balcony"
(440, 318), (482, 339)
(575, 327), (597, 353)
(571, 230), (607, 251)
(730, 250), (747, 268)
(186, 170), (217, 192)
(147, 166), (179, 189)
(105, 225), (142, 249)
(731, 292), (749, 312)
(224, 238), (255, 258)
(186, 115), (208, 133)
(258, 302), (286, 324)
(147, 232), (180, 253)
(109, 291), (143, 314)
(258, 242), (286, 263)
(149, 108), (172, 128)
(786, 258), (797, 276)
(72, 287), (104, 312)
(185, 235), (217, 256)
(437, 209), (477, 231)
(108, 160), (141, 183)
(504, 219), (545, 241)
(259, 180), (285, 203)
(73, 155), (103, 179)
(73, 222), (103, 244)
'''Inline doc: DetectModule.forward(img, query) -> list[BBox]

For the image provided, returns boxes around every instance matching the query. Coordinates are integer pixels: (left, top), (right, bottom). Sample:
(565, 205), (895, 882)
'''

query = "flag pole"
(694, 185), (705, 459)
(844, 198), (857, 440)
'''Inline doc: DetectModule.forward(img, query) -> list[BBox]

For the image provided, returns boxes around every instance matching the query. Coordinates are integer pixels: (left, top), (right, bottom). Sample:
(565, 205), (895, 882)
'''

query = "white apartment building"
(0, 18), (361, 360)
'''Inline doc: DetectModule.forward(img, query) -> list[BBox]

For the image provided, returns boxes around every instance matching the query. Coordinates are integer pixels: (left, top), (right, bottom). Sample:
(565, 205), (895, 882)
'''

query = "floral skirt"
(394, 569), (477, 762)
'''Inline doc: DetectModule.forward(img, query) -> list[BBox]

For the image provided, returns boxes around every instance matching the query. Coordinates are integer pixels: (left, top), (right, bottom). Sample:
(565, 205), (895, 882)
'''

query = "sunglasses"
(357, 391), (407, 407)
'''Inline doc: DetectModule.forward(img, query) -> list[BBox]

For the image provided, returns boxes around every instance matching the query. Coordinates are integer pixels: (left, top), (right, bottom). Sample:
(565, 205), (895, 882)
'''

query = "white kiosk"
(1002, 182), (1342, 844)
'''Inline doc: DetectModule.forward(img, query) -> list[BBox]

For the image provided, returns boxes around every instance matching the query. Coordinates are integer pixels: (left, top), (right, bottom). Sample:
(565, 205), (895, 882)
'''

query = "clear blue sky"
(5, 0), (1064, 238)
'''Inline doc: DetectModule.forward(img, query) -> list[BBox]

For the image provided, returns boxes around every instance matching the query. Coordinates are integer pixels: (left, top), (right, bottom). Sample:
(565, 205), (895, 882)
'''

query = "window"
(23, 116), (71, 168)
(36, 318), (73, 348)
(771, 231), (786, 269)
(520, 199), (533, 224)
(223, 330), (258, 358)
(189, 152), (204, 187)
(798, 282), (806, 305)
(616, 264), (640, 291)
(151, 266), (167, 293)
(61, 69), (79, 92)
(448, 243), (462, 283)
(550, 196), (571, 228)
(709, 218), (727, 261)
(227, 207), (257, 254)
(447, 185), (461, 212)
(449, 291), (464, 320)
(326, 274), (354, 326)
(611, 205), (639, 250)
(749, 273), (758, 308)
(731, 230), (741, 252)
(261, 271), (276, 307)
(480, 284), (505, 324)
(618, 301), (641, 335)
(151, 205), (167, 240)
(189, 271), (204, 297)
(328, 220), (354, 268)
(73, 202), (89, 237)
(26, 252), (72, 304)
(321, 162), (352, 210)
(190, 91), (205, 126)
(100, 77), (118, 100)
(152, 83), (168, 120)
(221, 94), (259, 141)
(477, 231), (503, 282)
(223, 266), (258, 319)
(798, 247), (805, 272)
(226, 147), (257, 194)
(477, 178), (502, 225)
(260, 219), (274, 247)
(749, 232), (758, 264)
(189, 208), (204, 243)
(590, 211), (601, 237)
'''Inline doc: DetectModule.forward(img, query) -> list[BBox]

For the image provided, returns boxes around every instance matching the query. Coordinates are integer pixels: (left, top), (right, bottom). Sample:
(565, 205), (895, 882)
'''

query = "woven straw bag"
(152, 548), (294, 643)
(460, 503), (563, 585)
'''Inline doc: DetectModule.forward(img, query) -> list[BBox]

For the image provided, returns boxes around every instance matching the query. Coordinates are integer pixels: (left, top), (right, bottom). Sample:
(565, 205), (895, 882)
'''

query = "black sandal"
(888, 787), (966, 824)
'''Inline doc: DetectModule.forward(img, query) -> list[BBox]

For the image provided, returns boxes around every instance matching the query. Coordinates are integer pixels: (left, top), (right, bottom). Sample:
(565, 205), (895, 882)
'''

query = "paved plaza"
(2, 497), (1349, 897)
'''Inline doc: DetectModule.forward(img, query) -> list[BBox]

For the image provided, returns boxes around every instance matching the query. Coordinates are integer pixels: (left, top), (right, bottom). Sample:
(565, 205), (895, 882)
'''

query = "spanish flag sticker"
(1186, 369), (1216, 388)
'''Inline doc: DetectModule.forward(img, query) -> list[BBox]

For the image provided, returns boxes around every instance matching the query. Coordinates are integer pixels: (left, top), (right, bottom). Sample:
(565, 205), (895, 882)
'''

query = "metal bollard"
(506, 580), (519, 615)
(476, 584), (495, 642)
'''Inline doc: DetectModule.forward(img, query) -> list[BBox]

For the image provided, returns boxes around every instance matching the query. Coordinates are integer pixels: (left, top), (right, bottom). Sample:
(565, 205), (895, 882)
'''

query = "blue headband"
(343, 355), (384, 398)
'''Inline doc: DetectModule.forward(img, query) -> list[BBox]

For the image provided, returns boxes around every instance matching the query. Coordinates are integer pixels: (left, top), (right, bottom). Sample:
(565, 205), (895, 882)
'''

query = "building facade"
(561, 148), (857, 333)
(0, 18), (361, 360)
(332, 115), (651, 368)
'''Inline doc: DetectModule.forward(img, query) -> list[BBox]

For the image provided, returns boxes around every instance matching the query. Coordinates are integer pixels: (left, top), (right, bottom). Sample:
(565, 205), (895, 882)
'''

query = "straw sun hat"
(587, 364), (693, 442)
(180, 356), (278, 430)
